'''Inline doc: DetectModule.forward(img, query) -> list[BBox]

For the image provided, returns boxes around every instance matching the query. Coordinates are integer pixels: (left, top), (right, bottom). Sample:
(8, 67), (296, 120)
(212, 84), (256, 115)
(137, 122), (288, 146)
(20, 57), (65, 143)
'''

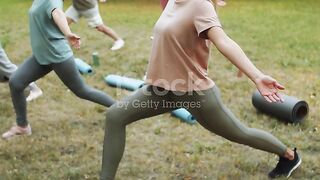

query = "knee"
(74, 89), (87, 99)
(105, 105), (128, 127)
(9, 76), (25, 91)
(222, 126), (251, 144)
(105, 108), (121, 127)
(72, 86), (91, 99)
(225, 126), (253, 144)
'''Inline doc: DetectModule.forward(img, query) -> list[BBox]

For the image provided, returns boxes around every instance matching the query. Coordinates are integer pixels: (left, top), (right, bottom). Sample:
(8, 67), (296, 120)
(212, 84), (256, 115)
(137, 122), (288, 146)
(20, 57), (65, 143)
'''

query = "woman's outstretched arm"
(207, 26), (285, 103)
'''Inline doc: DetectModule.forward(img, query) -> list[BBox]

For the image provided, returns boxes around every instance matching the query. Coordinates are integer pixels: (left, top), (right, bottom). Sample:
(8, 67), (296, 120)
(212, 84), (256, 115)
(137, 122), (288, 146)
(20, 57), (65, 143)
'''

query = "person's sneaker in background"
(268, 148), (301, 178)
(2, 125), (32, 140)
(111, 39), (125, 51)
(26, 86), (43, 102)
(217, 0), (227, 6)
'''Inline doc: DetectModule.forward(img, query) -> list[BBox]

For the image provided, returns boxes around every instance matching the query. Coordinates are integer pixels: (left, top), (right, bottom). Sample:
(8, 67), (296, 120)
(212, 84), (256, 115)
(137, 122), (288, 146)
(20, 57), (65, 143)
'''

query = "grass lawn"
(0, 0), (319, 179)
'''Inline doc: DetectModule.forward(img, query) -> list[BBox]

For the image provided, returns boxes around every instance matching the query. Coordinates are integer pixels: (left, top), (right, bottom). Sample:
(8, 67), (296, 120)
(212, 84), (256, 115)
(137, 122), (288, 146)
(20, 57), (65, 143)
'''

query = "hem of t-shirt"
(145, 81), (215, 93)
(197, 23), (222, 38)
(35, 54), (73, 65)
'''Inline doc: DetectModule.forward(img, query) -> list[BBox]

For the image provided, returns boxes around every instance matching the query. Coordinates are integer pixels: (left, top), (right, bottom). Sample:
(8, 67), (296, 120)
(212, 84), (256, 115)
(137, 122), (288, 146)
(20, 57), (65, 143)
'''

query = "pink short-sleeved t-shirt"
(145, 0), (222, 92)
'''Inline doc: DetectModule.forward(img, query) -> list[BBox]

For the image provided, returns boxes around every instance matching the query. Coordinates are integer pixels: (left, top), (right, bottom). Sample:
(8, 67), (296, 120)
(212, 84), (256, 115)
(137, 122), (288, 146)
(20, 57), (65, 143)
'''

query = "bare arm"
(207, 27), (284, 102)
(207, 27), (263, 82)
(51, 8), (81, 49)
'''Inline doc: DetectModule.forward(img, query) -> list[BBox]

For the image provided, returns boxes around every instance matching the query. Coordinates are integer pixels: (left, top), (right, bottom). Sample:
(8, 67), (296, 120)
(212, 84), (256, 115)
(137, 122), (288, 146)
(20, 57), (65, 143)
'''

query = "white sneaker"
(111, 39), (125, 51)
(26, 88), (43, 102)
(217, 0), (227, 6)
(2, 125), (32, 140)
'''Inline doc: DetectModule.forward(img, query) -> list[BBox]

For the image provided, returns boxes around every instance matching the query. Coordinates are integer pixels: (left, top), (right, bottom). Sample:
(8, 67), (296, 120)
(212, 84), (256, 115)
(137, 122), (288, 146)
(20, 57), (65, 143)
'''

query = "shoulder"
(197, 0), (215, 9)
(192, 0), (217, 15)
(192, 0), (215, 11)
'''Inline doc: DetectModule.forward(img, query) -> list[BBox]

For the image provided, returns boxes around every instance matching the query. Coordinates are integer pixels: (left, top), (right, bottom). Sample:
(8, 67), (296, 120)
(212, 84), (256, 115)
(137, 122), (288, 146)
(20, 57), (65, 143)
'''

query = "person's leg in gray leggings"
(9, 56), (52, 126)
(101, 85), (176, 179)
(0, 46), (43, 102)
(9, 56), (116, 126)
(101, 85), (287, 180)
(172, 86), (287, 155)
(51, 57), (115, 107)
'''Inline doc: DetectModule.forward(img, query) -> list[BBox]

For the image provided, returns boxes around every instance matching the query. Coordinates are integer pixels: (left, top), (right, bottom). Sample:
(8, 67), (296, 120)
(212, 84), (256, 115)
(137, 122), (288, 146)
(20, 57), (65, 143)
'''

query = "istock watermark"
(116, 99), (201, 110)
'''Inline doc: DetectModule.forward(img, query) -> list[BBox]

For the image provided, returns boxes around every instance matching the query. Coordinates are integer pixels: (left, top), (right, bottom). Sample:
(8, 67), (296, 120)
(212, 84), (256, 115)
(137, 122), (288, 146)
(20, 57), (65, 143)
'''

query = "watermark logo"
(112, 72), (209, 109)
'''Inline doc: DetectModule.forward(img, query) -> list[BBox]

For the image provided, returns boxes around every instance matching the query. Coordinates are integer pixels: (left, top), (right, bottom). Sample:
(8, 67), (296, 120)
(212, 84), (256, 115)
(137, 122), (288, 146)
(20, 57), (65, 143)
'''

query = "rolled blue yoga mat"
(171, 108), (197, 124)
(252, 90), (309, 123)
(104, 74), (145, 91)
(104, 74), (197, 124)
(75, 58), (93, 74)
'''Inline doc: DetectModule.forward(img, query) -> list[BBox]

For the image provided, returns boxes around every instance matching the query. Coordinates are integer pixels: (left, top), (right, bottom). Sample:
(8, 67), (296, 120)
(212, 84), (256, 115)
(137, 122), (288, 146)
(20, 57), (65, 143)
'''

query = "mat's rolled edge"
(291, 100), (309, 123)
(171, 108), (197, 124)
(252, 90), (309, 123)
(75, 58), (93, 74)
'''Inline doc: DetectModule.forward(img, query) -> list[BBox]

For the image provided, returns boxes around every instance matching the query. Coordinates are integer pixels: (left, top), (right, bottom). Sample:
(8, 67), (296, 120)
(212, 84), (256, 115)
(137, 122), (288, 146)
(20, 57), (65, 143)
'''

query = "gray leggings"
(9, 55), (115, 126)
(101, 85), (287, 179)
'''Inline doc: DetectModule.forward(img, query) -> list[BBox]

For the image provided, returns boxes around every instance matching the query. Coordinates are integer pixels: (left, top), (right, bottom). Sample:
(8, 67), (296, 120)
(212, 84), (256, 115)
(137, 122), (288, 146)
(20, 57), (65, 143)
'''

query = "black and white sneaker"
(268, 148), (301, 178)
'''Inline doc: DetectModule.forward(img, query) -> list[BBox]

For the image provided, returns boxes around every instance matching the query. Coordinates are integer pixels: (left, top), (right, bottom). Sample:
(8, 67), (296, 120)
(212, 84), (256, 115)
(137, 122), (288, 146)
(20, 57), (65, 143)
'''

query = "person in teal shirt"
(2, 0), (115, 140)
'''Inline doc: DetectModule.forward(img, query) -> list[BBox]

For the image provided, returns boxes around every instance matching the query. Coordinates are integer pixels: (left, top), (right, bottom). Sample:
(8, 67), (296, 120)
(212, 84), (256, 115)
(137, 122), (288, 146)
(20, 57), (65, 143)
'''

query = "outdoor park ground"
(0, 0), (319, 179)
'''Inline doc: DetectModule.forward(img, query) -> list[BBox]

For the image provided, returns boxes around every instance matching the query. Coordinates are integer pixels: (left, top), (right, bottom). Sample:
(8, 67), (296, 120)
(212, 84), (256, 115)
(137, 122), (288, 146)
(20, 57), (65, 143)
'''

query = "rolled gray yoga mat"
(252, 90), (309, 123)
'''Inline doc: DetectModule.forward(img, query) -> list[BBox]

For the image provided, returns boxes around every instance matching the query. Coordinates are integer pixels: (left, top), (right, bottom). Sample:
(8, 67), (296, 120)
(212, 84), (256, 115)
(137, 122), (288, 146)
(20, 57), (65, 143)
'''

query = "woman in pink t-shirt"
(100, 0), (301, 179)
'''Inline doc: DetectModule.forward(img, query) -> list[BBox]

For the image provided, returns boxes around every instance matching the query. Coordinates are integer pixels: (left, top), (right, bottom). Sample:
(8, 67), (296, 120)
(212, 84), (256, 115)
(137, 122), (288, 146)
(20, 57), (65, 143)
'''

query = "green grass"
(0, 0), (319, 179)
